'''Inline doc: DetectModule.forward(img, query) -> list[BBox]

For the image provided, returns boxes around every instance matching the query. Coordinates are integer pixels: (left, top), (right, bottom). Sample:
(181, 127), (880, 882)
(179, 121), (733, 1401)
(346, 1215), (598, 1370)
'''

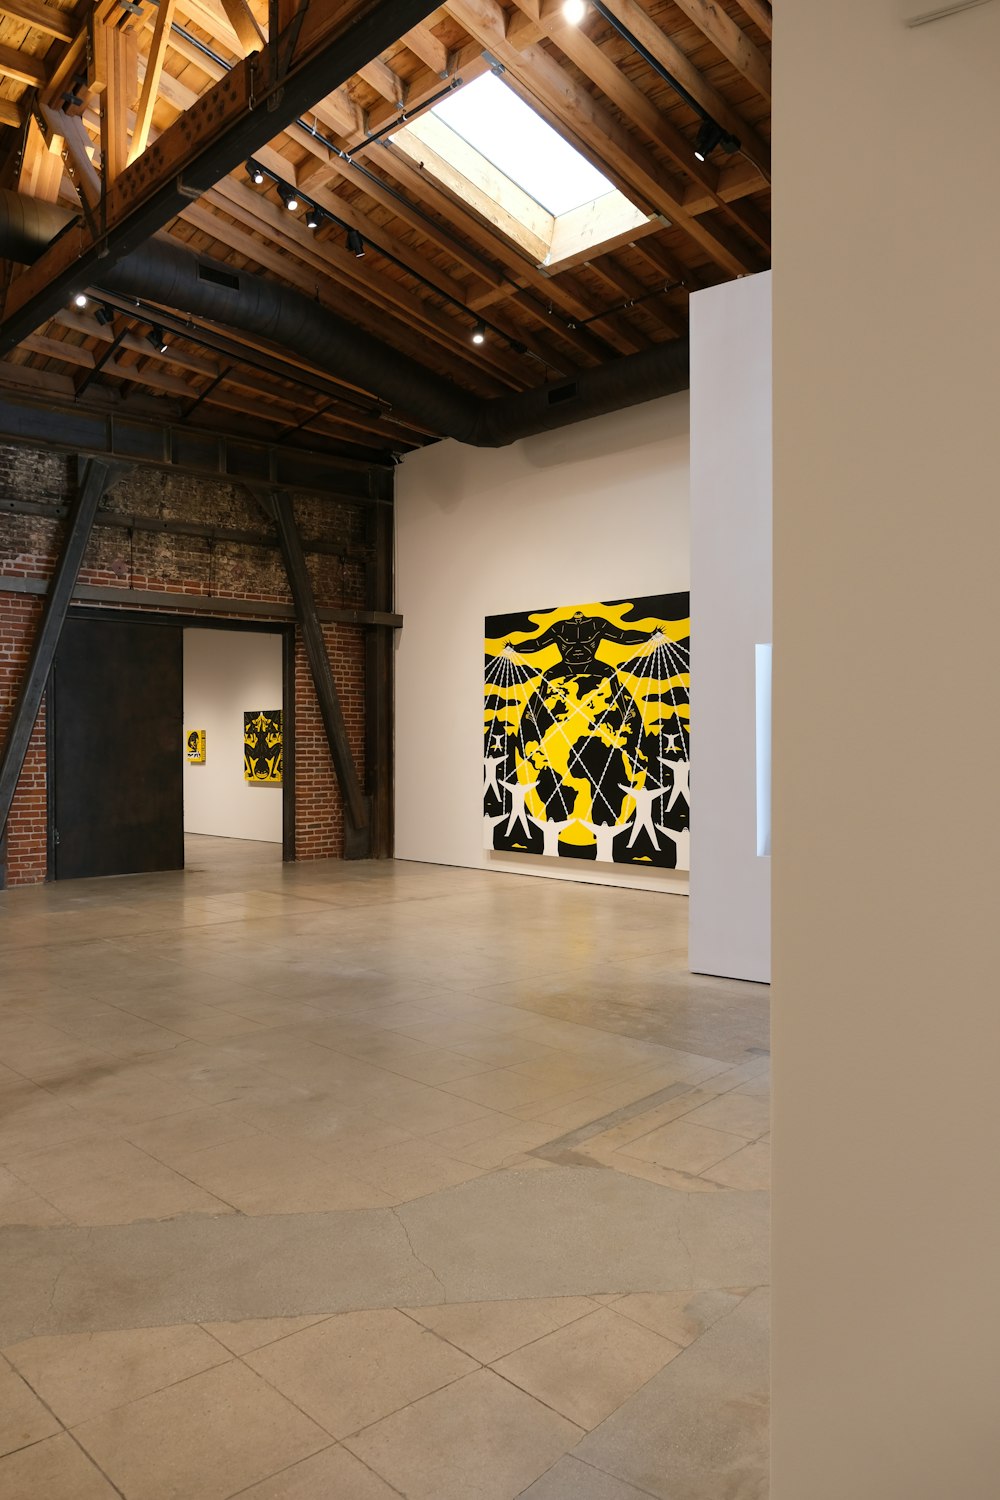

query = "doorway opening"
(48, 610), (295, 881)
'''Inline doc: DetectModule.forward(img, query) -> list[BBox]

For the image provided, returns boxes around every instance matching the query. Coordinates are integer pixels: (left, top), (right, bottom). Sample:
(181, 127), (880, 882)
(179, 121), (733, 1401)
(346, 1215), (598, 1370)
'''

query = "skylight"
(430, 73), (613, 218)
(391, 73), (655, 271)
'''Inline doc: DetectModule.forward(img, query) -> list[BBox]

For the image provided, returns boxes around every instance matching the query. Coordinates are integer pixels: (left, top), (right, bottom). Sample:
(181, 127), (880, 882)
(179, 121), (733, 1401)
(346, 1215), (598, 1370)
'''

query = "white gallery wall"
(395, 393), (690, 893)
(183, 627), (283, 843)
(773, 2), (1000, 1495)
(689, 271), (772, 983)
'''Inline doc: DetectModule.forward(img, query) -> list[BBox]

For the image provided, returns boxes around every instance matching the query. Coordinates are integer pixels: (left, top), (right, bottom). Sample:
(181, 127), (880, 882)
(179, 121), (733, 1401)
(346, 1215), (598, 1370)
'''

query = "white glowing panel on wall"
(756, 643), (772, 858)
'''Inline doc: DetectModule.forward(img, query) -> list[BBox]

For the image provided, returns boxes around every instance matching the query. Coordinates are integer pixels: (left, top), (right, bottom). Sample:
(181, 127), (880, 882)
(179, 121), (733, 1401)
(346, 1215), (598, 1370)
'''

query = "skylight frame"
(390, 73), (659, 273)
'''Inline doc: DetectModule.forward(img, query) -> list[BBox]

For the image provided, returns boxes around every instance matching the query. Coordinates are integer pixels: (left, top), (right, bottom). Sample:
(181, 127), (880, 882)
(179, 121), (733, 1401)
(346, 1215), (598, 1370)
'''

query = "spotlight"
(305, 205), (321, 230)
(279, 185), (300, 212)
(347, 228), (365, 258)
(246, 159), (265, 186)
(147, 325), (167, 354)
(471, 322), (486, 346)
(693, 119), (740, 162)
(562, 0), (587, 20)
(94, 304), (115, 326)
(73, 293), (88, 309)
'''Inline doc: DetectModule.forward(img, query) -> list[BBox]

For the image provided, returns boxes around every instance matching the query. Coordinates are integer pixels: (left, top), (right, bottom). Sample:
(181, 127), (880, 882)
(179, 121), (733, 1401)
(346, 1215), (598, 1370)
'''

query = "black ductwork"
(0, 191), (689, 448)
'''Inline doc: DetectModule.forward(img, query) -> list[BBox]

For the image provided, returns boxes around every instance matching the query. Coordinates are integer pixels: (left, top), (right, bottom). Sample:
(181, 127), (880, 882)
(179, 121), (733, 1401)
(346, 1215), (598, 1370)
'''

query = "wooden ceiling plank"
(0, 38), (48, 87)
(592, 0), (770, 178)
(131, 0), (178, 163)
(445, 0), (754, 277)
(0, 98), (22, 129)
(669, 0), (771, 101)
(0, 0), (74, 44)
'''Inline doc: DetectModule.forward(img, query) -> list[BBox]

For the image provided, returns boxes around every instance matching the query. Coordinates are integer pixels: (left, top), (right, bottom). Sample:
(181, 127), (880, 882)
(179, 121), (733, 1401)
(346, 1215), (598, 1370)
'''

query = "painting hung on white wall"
(484, 595), (690, 869)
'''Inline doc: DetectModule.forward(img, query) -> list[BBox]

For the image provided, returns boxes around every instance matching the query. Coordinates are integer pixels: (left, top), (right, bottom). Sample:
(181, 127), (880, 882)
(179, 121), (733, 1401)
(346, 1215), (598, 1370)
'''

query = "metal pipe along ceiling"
(0, 191), (690, 449)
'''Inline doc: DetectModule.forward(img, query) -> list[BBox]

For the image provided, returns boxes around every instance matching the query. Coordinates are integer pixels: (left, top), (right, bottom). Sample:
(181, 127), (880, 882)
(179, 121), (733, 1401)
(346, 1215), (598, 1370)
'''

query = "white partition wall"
(183, 627), (283, 843)
(688, 271), (772, 983)
(773, 3), (1000, 1495)
(394, 393), (690, 893)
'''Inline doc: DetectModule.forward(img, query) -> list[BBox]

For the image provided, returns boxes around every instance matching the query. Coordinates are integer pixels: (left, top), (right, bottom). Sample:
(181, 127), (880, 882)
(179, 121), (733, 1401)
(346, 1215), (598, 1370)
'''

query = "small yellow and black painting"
(186, 729), (206, 764)
(484, 594), (690, 869)
(244, 709), (282, 784)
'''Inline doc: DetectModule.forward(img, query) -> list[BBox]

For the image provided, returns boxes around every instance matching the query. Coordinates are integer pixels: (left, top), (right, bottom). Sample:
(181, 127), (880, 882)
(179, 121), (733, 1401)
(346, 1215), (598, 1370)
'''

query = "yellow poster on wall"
(244, 710), (282, 784)
(186, 729), (206, 764)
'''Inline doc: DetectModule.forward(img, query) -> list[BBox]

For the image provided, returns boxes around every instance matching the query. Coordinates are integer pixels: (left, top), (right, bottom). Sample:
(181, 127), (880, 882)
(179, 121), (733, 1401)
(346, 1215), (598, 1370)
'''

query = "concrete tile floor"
(0, 836), (769, 1498)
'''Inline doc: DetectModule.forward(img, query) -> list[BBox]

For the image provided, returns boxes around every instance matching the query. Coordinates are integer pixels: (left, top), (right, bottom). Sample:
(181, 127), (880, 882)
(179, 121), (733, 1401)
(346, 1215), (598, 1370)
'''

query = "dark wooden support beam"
(0, 0), (445, 355)
(364, 486), (394, 858)
(267, 489), (372, 859)
(0, 457), (127, 845)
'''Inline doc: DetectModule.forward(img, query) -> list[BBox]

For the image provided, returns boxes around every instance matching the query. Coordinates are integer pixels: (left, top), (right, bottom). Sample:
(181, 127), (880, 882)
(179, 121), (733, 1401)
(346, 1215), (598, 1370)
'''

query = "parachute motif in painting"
(483, 594), (690, 869)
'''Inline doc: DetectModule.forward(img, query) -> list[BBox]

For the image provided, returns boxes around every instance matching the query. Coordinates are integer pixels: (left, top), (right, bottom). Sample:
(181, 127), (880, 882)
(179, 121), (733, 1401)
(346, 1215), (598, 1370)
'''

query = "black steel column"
(0, 457), (126, 848)
(271, 490), (371, 859)
(364, 478), (394, 858)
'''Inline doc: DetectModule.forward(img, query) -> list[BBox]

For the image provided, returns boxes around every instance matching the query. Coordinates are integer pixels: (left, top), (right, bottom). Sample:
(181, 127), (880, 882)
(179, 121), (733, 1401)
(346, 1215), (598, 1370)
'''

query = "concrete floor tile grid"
(0, 837), (769, 1498)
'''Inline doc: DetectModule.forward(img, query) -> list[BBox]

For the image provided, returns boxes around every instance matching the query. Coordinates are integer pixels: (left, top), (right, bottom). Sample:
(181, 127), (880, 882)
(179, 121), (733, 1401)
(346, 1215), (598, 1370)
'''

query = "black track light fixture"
(246, 159), (265, 186)
(347, 228), (365, 258)
(471, 322), (486, 346)
(305, 204), (321, 230)
(279, 184), (300, 212)
(147, 325), (167, 354)
(693, 119), (740, 163)
(94, 303), (115, 326)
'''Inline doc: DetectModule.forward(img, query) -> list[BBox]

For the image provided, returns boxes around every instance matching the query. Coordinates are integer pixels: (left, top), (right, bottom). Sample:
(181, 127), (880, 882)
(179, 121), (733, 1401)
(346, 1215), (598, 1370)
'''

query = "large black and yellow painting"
(484, 595), (690, 869)
(244, 709), (282, 784)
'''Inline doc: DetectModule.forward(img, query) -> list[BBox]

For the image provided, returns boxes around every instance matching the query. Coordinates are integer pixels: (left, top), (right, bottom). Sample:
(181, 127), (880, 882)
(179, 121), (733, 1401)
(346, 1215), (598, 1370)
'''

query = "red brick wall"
(0, 445), (375, 886)
(0, 594), (48, 886)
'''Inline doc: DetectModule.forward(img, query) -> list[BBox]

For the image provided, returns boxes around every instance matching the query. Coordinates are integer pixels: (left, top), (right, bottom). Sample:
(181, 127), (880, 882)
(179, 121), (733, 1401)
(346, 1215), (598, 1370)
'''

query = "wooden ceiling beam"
(401, 23), (450, 76)
(296, 139), (511, 294)
(728, 0), (773, 44)
(585, 253), (687, 338)
(669, 0), (771, 101)
(445, 0), (757, 277)
(178, 196), (513, 397)
(248, 141), (479, 314)
(372, 146), (638, 359)
(0, 39), (49, 88)
(0, 0), (449, 352)
(535, 9), (769, 256)
(131, 0), (178, 163)
(173, 200), (494, 395)
(218, 0), (266, 54)
(204, 175), (529, 386)
(0, 97), (23, 129)
(591, 0), (770, 179)
(0, 0), (74, 43)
